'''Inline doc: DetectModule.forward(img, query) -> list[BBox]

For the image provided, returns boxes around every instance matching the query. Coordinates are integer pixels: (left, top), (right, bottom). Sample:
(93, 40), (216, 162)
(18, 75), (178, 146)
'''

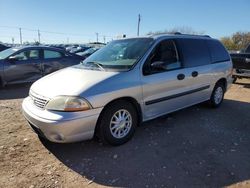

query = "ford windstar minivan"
(22, 34), (233, 145)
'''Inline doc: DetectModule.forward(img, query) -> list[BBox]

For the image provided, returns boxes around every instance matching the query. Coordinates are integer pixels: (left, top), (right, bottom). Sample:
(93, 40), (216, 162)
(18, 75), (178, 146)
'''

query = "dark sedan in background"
(76, 47), (99, 59)
(0, 46), (84, 87)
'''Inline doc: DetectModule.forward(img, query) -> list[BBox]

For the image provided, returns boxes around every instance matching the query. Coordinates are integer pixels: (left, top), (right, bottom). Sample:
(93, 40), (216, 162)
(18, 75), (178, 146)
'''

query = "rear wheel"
(97, 101), (138, 146)
(209, 83), (225, 108)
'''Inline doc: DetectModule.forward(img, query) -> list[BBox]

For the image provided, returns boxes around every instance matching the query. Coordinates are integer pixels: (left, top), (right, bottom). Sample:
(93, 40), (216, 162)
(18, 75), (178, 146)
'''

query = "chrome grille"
(30, 91), (49, 109)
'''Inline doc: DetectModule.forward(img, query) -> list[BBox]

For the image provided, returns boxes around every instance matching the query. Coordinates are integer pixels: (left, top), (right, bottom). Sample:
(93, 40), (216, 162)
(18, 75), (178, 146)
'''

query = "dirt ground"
(0, 79), (250, 188)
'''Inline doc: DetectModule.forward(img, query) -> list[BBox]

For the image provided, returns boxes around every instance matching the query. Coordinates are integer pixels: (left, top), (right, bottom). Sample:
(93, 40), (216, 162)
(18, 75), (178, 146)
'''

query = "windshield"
(80, 38), (154, 71)
(0, 48), (18, 60)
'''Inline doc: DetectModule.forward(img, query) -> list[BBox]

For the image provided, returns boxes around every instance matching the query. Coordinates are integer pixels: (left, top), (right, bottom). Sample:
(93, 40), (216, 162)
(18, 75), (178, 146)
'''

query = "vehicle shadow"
(0, 83), (31, 100)
(41, 99), (250, 187)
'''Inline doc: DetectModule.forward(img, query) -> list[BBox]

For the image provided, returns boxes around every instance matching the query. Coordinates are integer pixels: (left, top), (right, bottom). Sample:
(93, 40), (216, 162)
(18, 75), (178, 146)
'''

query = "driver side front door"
(141, 39), (205, 120)
(3, 49), (42, 84)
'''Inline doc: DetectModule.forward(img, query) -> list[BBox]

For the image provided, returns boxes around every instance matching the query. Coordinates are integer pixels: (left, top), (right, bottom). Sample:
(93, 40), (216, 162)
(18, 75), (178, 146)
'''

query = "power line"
(0, 25), (117, 38)
(0, 25), (19, 29)
(0, 25), (101, 37)
(0, 25), (117, 43)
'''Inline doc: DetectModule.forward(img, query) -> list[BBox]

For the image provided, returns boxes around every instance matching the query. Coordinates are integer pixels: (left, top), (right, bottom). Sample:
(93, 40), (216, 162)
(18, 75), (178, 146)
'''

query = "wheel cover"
(109, 109), (132, 139)
(214, 87), (223, 104)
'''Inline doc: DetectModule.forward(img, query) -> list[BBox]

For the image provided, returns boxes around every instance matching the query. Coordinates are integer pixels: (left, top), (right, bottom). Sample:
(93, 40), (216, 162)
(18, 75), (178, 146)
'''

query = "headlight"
(46, 96), (92, 112)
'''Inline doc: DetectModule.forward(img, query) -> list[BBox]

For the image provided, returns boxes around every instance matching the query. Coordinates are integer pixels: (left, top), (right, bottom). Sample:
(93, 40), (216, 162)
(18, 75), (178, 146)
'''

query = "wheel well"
(94, 97), (142, 136)
(215, 78), (227, 90)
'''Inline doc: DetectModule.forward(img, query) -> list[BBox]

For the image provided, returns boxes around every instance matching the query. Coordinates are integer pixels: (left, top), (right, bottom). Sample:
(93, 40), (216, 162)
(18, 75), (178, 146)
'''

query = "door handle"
(177, 73), (185, 80)
(192, 71), (198, 77)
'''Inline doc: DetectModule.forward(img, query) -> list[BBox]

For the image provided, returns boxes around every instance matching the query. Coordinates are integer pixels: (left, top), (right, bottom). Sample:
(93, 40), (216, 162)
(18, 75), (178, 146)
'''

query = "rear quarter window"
(206, 40), (230, 63)
(176, 38), (210, 68)
(44, 50), (62, 59)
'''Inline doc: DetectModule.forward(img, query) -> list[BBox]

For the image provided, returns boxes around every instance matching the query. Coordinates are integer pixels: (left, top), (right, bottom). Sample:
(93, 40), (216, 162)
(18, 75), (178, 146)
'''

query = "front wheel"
(209, 83), (225, 108)
(97, 101), (138, 146)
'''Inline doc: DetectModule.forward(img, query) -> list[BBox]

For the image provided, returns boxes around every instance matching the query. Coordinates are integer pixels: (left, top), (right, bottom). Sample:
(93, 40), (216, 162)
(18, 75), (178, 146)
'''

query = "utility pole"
(137, 14), (141, 36)
(19, 28), (22, 45)
(38, 29), (41, 44)
(96, 33), (99, 43)
(12, 37), (14, 45)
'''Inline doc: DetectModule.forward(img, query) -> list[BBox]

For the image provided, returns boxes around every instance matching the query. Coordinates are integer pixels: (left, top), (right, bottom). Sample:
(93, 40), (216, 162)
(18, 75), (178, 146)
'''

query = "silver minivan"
(22, 34), (233, 145)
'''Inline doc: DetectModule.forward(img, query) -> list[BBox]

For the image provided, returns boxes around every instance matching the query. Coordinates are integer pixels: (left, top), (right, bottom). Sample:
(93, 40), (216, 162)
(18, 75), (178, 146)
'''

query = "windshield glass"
(0, 48), (18, 60)
(80, 38), (154, 71)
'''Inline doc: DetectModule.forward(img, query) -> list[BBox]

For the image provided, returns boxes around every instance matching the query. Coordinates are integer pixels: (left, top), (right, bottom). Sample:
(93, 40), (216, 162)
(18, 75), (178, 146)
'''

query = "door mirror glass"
(8, 56), (19, 62)
(151, 59), (180, 70)
(151, 61), (166, 69)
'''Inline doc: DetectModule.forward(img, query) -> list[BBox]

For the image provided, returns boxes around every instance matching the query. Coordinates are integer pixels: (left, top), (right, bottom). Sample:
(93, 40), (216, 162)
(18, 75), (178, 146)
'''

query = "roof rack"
(174, 32), (210, 38)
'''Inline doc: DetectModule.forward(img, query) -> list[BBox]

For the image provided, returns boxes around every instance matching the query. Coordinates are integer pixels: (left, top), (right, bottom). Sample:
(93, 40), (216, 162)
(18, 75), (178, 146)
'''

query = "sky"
(0, 0), (249, 44)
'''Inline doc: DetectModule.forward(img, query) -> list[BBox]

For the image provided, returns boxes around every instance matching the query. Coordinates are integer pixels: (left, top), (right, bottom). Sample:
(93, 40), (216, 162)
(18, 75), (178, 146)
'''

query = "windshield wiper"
(85, 61), (105, 71)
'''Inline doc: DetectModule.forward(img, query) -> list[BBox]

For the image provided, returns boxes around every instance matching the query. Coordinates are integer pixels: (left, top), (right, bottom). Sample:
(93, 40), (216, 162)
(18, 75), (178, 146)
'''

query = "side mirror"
(8, 56), (18, 62)
(151, 61), (166, 69)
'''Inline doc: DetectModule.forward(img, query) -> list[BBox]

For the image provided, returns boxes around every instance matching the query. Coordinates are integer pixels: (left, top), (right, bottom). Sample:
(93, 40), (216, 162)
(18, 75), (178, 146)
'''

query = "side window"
(176, 39), (210, 68)
(12, 50), (39, 61)
(143, 40), (181, 75)
(29, 50), (40, 60)
(44, 50), (62, 59)
(207, 40), (230, 63)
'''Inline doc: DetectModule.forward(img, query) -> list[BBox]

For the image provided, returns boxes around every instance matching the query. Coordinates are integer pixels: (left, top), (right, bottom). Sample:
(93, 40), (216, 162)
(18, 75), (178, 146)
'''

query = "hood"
(30, 66), (119, 99)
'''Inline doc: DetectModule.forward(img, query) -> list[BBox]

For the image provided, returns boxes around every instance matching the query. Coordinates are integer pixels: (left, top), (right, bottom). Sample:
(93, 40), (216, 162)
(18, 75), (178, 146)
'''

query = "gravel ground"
(0, 79), (250, 188)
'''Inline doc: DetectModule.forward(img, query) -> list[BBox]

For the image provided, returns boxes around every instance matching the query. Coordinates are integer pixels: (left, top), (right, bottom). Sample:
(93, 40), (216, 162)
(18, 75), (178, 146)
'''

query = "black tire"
(209, 83), (225, 108)
(97, 100), (138, 146)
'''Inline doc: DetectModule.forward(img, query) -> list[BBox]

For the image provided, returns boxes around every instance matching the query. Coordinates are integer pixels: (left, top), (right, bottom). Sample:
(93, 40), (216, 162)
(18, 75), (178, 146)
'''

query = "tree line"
(220, 32), (250, 51)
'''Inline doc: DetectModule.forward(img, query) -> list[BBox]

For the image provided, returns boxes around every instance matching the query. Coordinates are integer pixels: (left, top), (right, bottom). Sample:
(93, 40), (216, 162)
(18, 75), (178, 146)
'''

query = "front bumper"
(22, 97), (103, 143)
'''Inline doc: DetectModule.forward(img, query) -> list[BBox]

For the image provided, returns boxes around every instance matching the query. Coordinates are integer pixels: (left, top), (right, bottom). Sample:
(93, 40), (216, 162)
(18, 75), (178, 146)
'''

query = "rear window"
(176, 38), (210, 68)
(207, 40), (230, 63)
(44, 50), (62, 59)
